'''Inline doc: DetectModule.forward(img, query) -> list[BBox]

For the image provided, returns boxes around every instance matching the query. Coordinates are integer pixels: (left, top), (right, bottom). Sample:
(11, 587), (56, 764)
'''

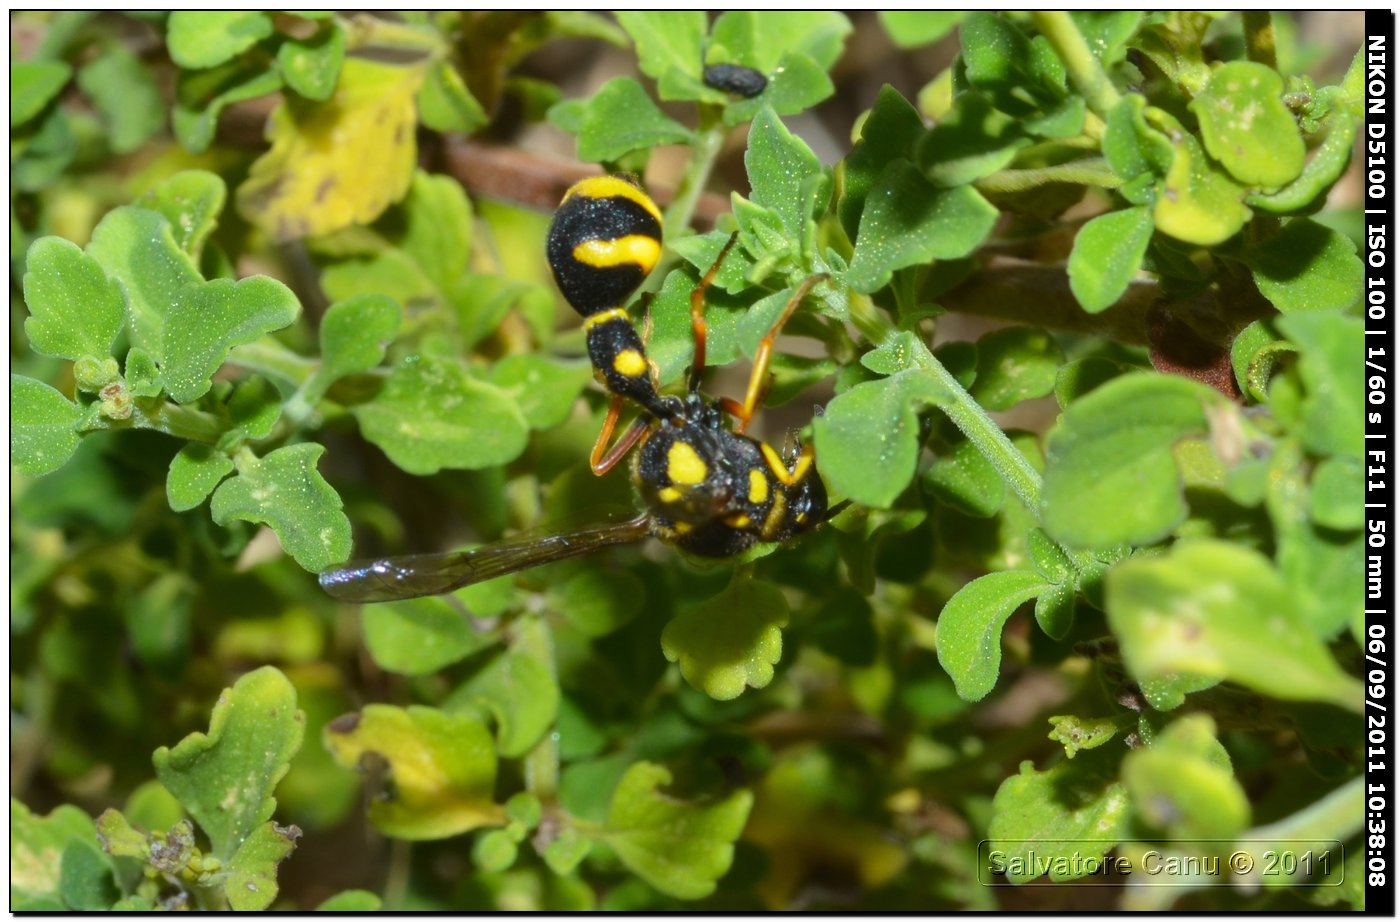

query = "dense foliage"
(11, 11), (1366, 911)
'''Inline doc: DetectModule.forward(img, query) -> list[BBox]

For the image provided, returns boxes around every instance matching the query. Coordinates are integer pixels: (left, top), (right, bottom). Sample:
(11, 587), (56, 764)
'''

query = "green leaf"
(58, 840), (117, 910)
(173, 66), (282, 154)
(472, 828), (519, 872)
(959, 13), (1069, 121)
(925, 436), (1006, 518)
(22, 236), (126, 361)
(547, 566), (645, 637)
(276, 20), (345, 101)
(220, 375), (283, 448)
(988, 748), (1131, 884)
(400, 170), (475, 292)
(448, 637), (560, 758)
(317, 890), (383, 912)
(879, 11), (966, 48)
(1121, 714), (1249, 840)
(506, 791), (542, 830)
(224, 821), (302, 911)
(1068, 12), (1141, 67)
(137, 170), (228, 261)
(813, 369), (945, 508)
(807, 587), (878, 666)
(720, 51), (835, 128)
(970, 326), (1064, 411)
(745, 106), (825, 243)
(86, 206), (203, 364)
(11, 374), (83, 477)
(935, 570), (1050, 701)
(543, 829), (593, 876)
(352, 355), (529, 475)
(94, 808), (149, 861)
(152, 666), (304, 860)
(162, 276), (300, 404)
(125, 573), (194, 675)
(1047, 715), (1120, 758)
(1106, 539), (1363, 711)
(1267, 438), (1362, 639)
(576, 77), (691, 163)
(704, 12), (849, 123)
(166, 11), (274, 69)
(11, 106), (75, 193)
(614, 12), (706, 94)
(661, 576), (789, 701)
(167, 444), (236, 512)
(1042, 373), (1222, 549)
(418, 60), (488, 134)
(1152, 133), (1250, 246)
(603, 761), (753, 900)
(1067, 207), (1154, 313)
(918, 92), (1027, 189)
(839, 85), (926, 238)
(1249, 48), (1364, 213)
(1053, 357), (1128, 408)
(1229, 318), (1293, 403)
(11, 799), (98, 906)
(11, 59), (72, 127)
(1102, 95), (1174, 182)
(76, 46), (163, 155)
(847, 160), (998, 294)
(1310, 455), (1363, 531)
(308, 293), (401, 401)
(1190, 61), (1305, 189)
(1279, 312), (1363, 459)
(1034, 582), (1077, 641)
(709, 11), (850, 71)
(323, 704), (502, 839)
(210, 444), (352, 572)
(362, 595), (494, 676)
(488, 355), (592, 431)
(1250, 219), (1363, 315)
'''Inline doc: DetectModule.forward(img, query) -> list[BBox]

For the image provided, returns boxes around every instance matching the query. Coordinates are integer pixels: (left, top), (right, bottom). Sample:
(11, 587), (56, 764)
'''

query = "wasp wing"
(319, 515), (653, 604)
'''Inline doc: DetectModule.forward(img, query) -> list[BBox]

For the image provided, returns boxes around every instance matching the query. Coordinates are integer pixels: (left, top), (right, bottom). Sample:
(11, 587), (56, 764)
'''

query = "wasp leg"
(734, 274), (828, 433)
(689, 232), (741, 394)
(759, 439), (816, 488)
(590, 397), (654, 475)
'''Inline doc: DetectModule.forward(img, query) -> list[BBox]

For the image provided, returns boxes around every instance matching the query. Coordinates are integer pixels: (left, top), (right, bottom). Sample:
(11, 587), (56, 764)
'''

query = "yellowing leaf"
(237, 57), (427, 241)
(323, 705), (503, 840)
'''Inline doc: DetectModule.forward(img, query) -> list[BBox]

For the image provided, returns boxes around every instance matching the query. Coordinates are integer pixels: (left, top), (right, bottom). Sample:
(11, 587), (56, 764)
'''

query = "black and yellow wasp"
(320, 174), (829, 603)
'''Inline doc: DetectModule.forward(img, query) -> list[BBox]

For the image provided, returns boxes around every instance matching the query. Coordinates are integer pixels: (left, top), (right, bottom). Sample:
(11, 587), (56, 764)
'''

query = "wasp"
(320, 175), (829, 603)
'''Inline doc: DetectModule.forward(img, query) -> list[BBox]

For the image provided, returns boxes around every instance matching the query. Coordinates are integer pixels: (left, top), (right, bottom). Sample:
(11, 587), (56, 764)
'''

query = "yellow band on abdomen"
(573, 235), (662, 272)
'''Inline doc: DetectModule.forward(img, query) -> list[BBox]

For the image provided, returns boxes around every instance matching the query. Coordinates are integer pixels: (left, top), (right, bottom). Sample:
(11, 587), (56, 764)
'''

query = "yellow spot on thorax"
(657, 486), (682, 504)
(667, 441), (708, 486)
(748, 468), (770, 505)
(572, 235), (661, 272)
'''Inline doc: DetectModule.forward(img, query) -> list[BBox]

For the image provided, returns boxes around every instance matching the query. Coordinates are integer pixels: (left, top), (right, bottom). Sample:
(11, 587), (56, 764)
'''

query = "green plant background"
(10, 11), (1368, 911)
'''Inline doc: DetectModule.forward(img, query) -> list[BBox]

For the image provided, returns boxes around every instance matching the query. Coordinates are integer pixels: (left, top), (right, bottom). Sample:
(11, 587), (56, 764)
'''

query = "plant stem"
(848, 288), (1042, 511)
(1242, 12), (1278, 69)
(133, 400), (227, 445)
(516, 618), (560, 801)
(1031, 11), (1121, 118)
(976, 157), (1122, 194)
(227, 337), (317, 387)
(650, 110), (727, 288)
(913, 350), (1043, 515)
